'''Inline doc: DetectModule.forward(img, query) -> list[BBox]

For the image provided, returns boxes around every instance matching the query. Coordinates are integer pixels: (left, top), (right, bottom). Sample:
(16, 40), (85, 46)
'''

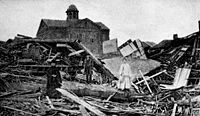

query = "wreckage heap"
(2, 21), (200, 115)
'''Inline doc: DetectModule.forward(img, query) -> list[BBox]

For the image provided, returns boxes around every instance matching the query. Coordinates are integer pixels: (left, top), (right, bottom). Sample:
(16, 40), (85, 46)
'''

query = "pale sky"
(0, 0), (200, 45)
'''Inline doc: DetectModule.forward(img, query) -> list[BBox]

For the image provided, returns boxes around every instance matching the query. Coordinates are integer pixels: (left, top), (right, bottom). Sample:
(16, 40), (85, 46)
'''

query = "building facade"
(36, 4), (110, 56)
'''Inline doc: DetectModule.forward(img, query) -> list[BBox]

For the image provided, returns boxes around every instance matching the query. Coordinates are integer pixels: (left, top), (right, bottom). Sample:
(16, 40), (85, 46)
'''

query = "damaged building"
(2, 3), (200, 116)
(36, 4), (110, 57)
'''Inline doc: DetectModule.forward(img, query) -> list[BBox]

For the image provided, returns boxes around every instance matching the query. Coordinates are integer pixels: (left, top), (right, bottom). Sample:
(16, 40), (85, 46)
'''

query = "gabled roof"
(41, 18), (109, 30)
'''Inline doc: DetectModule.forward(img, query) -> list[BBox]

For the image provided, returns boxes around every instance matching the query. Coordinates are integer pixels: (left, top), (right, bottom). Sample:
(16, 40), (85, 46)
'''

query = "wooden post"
(198, 20), (200, 32)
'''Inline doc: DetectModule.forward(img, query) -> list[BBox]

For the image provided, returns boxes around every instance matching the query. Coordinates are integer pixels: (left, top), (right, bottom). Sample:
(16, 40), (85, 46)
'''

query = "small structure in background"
(118, 39), (148, 59)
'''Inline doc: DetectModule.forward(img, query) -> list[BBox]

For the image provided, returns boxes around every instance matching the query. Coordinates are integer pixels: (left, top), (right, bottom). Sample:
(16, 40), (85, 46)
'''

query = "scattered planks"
(0, 106), (40, 116)
(56, 88), (106, 116)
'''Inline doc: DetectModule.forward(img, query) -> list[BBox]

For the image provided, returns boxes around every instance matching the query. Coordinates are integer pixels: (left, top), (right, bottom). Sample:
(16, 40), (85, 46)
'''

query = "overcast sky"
(0, 0), (200, 45)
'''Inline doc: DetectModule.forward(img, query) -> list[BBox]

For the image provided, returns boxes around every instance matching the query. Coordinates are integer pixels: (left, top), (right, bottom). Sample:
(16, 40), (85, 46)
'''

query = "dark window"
(73, 12), (76, 18)
(69, 12), (72, 19)
(79, 34), (82, 39)
(91, 39), (94, 43)
(76, 34), (78, 39)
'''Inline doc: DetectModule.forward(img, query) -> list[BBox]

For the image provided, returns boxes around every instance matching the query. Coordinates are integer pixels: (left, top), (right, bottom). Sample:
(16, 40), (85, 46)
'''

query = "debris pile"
(1, 28), (200, 116)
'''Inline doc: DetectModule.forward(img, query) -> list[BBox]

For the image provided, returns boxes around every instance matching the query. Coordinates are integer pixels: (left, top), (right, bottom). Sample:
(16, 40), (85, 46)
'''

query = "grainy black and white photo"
(0, 0), (200, 116)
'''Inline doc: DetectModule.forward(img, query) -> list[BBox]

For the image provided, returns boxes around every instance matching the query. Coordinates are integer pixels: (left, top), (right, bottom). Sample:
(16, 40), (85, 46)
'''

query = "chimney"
(198, 21), (200, 31)
(173, 34), (178, 40)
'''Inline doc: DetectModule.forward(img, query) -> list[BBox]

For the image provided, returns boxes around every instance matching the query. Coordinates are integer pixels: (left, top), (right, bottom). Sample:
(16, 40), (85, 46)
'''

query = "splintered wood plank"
(56, 88), (106, 116)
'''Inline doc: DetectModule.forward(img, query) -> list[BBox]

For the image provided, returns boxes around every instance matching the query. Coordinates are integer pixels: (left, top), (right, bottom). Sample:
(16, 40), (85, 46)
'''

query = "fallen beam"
(61, 81), (150, 102)
(56, 88), (106, 116)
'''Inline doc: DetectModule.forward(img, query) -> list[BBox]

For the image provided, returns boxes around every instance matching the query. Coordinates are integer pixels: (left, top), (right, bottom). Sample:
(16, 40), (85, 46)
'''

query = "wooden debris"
(46, 96), (55, 109)
(61, 81), (150, 101)
(171, 103), (177, 116)
(105, 92), (117, 102)
(136, 70), (166, 85)
(56, 88), (106, 116)
(0, 106), (40, 116)
(75, 41), (117, 82)
(53, 108), (81, 115)
(139, 70), (153, 94)
(79, 105), (90, 116)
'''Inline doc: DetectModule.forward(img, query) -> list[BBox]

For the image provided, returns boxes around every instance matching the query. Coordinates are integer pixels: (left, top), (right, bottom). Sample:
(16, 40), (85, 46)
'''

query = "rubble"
(2, 21), (200, 116)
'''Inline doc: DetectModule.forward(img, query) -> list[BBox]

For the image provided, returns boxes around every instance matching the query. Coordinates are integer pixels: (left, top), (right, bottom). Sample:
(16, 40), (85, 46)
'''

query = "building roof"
(42, 19), (71, 28)
(141, 42), (151, 49)
(41, 18), (109, 30)
(95, 22), (109, 30)
(151, 40), (172, 49)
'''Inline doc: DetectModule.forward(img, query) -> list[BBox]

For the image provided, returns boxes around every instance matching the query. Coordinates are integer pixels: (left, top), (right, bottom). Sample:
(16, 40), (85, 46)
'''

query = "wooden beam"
(56, 88), (106, 116)
(136, 70), (166, 85)
(171, 103), (177, 116)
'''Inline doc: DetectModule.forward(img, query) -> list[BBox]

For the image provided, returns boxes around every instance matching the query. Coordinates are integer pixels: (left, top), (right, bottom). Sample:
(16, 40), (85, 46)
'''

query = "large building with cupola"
(36, 4), (110, 56)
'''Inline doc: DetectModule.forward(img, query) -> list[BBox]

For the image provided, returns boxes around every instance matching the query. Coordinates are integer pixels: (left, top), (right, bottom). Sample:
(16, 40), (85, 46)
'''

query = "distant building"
(36, 4), (110, 56)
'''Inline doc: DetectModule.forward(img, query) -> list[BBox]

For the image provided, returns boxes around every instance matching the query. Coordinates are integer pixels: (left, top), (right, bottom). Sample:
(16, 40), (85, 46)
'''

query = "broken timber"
(56, 88), (106, 116)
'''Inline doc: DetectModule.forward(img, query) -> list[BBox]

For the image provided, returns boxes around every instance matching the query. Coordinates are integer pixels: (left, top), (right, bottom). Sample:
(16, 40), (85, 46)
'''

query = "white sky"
(0, 0), (200, 45)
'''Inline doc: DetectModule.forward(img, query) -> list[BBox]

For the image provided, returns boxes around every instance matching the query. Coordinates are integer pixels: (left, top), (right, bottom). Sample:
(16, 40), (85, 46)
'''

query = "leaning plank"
(75, 41), (117, 82)
(57, 88), (106, 116)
